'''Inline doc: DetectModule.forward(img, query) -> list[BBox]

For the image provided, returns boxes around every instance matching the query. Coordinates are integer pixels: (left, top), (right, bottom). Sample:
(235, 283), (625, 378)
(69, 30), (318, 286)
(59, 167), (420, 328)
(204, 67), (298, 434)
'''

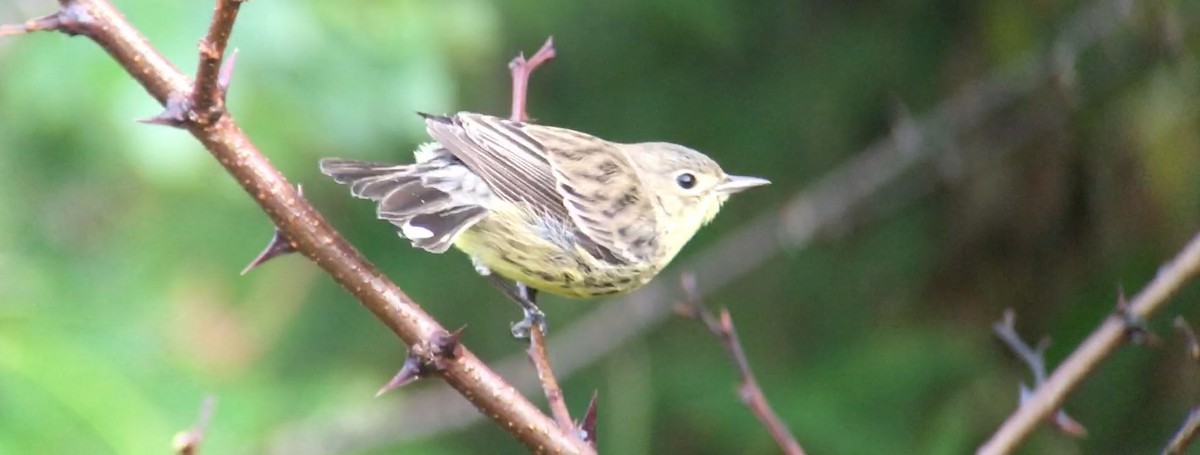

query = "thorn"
(241, 186), (302, 275)
(218, 48), (239, 95)
(1053, 409), (1089, 438)
(507, 51), (527, 70)
(241, 229), (296, 275)
(138, 95), (190, 128)
(1175, 316), (1200, 363)
(1115, 285), (1160, 345)
(433, 326), (466, 359)
(1019, 380), (1086, 437)
(376, 354), (428, 397)
(579, 390), (599, 449)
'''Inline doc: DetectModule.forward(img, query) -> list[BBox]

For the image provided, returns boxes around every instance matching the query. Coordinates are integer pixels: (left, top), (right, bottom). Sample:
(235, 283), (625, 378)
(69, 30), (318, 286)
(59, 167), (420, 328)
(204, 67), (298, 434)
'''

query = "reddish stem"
(508, 37), (556, 122)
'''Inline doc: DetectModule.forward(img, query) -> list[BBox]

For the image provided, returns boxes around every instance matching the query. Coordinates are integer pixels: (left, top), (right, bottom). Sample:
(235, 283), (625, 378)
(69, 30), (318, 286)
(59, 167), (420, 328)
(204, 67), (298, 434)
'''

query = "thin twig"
(529, 327), (576, 435)
(980, 229), (1200, 455)
(172, 396), (217, 455)
(0, 12), (60, 36)
(992, 310), (1087, 437)
(3, 1), (590, 453)
(509, 37), (555, 122)
(507, 36), (579, 441)
(1163, 407), (1200, 455)
(242, 184), (301, 274)
(191, 0), (242, 121)
(678, 273), (805, 455)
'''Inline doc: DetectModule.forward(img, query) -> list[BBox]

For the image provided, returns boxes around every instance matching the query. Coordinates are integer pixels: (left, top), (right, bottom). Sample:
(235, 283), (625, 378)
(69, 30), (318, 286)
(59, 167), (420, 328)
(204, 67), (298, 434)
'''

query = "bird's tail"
(319, 156), (487, 253)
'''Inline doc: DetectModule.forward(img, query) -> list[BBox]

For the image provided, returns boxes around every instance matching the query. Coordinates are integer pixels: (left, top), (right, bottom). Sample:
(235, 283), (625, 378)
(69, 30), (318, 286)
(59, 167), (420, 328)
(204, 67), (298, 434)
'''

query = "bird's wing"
(424, 112), (657, 264)
(423, 113), (571, 225)
(526, 124), (662, 264)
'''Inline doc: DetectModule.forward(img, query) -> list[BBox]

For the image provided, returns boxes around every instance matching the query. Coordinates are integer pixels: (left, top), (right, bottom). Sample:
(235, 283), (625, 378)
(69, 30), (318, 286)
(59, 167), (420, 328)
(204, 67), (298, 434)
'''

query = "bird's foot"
(510, 307), (548, 339)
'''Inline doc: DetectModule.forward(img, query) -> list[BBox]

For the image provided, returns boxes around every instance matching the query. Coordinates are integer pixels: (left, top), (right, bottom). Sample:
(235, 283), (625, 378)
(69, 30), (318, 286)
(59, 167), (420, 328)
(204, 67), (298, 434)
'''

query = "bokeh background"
(2, 0), (1200, 453)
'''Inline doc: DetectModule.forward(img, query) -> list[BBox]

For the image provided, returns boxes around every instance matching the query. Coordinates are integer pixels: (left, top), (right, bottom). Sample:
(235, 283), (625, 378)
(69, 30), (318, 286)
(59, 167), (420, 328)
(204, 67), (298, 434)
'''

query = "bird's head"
(628, 142), (770, 231)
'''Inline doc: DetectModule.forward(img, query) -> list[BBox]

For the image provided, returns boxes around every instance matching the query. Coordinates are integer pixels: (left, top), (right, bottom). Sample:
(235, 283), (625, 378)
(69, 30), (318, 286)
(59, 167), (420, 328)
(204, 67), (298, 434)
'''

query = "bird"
(319, 112), (769, 337)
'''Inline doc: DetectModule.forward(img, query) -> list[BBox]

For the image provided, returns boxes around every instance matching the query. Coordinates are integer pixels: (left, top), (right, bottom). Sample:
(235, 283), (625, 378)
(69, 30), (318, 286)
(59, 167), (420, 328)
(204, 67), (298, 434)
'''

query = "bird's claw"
(510, 308), (548, 339)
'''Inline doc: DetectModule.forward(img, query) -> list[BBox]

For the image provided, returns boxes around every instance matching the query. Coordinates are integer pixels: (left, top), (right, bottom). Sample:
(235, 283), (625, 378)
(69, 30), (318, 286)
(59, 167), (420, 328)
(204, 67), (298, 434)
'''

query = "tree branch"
(979, 229), (1200, 455)
(4, 1), (590, 453)
(678, 273), (805, 455)
(529, 327), (576, 435)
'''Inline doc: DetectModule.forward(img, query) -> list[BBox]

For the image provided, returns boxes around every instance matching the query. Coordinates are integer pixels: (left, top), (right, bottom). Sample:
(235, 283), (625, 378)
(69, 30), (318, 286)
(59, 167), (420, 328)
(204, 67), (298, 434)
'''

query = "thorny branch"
(0, 1), (590, 453)
(980, 229), (1200, 455)
(678, 273), (805, 455)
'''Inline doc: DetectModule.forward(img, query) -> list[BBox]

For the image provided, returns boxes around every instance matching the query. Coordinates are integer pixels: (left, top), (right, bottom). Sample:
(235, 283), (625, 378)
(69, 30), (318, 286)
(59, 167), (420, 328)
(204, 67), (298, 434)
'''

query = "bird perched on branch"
(320, 112), (768, 337)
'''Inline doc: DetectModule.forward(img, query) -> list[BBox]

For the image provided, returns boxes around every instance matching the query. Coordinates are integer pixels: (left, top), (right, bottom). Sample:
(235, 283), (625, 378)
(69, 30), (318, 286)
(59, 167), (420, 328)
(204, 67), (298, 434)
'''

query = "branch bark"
(529, 328), (576, 435)
(6, 1), (591, 453)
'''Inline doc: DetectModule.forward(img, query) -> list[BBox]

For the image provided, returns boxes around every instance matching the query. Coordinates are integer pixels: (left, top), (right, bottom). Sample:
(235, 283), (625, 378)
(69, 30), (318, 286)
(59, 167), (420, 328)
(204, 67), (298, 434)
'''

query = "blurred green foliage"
(2, 0), (1200, 454)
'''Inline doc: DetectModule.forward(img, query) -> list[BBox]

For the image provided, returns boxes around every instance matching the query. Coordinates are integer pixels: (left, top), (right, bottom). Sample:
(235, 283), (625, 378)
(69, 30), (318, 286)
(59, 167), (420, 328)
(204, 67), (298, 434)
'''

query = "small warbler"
(320, 112), (768, 335)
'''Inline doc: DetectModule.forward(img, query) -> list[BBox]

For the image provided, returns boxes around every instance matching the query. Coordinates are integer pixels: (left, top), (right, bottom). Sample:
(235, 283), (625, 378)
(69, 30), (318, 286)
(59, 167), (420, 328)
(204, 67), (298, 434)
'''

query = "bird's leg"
(513, 282), (546, 338)
(487, 275), (548, 339)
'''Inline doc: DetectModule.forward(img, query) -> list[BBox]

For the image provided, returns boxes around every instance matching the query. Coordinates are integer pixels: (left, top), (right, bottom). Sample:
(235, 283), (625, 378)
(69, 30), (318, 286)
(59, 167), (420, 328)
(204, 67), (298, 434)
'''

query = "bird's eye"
(676, 172), (697, 189)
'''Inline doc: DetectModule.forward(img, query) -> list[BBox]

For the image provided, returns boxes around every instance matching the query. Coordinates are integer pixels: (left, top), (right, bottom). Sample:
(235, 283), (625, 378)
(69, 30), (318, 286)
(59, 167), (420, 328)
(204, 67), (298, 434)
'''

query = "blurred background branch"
(678, 273), (805, 455)
(981, 229), (1200, 454)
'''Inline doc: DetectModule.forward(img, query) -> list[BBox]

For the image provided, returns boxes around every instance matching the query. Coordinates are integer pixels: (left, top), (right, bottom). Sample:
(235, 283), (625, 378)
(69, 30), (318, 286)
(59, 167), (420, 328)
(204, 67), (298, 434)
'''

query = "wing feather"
(423, 112), (658, 263)
(525, 125), (662, 263)
(423, 113), (569, 223)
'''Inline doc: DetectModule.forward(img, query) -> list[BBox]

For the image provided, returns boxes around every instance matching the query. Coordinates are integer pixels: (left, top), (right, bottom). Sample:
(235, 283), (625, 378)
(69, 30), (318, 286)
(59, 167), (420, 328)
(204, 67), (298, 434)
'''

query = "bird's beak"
(716, 175), (771, 194)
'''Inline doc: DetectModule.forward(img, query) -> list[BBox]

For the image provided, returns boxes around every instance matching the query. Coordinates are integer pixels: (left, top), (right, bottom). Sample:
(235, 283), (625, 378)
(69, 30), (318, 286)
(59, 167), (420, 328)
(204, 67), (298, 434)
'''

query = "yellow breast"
(453, 202), (657, 298)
